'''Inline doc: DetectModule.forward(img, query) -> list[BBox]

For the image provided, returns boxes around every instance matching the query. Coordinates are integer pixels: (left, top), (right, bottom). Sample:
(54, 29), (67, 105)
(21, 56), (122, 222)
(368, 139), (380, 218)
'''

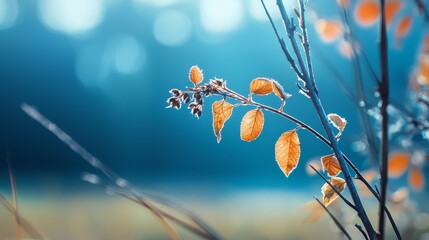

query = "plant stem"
(314, 197), (352, 240)
(378, 0), (390, 238)
(274, 0), (375, 237)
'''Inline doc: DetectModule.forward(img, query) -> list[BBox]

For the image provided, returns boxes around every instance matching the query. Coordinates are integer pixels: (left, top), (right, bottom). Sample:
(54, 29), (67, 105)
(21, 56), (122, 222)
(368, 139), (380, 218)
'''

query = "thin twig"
(309, 165), (357, 211)
(378, 0), (390, 238)
(314, 197), (352, 240)
(260, 0), (304, 81)
(273, 0), (376, 237)
(356, 224), (370, 240)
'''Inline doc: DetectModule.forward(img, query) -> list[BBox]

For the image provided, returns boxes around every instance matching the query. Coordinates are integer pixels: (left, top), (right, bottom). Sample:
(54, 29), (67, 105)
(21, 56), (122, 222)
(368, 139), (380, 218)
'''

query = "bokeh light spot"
(153, 10), (192, 47)
(200, 0), (244, 34)
(0, 0), (19, 30)
(38, 0), (105, 36)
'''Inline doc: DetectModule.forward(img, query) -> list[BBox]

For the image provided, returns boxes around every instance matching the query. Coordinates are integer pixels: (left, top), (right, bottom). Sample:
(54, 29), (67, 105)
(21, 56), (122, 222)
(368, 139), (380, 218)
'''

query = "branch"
(314, 197), (352, 240)
(378, 0), (390, 238)
(309, 164), (357, 211)
(260, 0), (304, 81)
(273, 0), (376, 237)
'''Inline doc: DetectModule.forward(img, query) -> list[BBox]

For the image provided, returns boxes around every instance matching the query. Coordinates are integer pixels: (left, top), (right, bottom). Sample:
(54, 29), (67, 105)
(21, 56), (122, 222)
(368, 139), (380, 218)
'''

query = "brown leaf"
(408, 166), (425, 192)
(250, 78), (273, 95)
(272, 80), (292, 100)
(321, 177), (346, 206)
(189, 65), (203, 85)
(388, 152), (410, 178)
(321, 154), (342, 177)
(240, 109), (264, 142)
(212, 100), (233, 143)
(327, 113), (347, 132)
(275, 130), (301, 177)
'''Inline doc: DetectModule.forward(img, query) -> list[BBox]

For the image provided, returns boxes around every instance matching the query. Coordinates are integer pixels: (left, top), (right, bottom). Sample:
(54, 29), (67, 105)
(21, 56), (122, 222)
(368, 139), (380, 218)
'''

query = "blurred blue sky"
(0, 0), (425, 193)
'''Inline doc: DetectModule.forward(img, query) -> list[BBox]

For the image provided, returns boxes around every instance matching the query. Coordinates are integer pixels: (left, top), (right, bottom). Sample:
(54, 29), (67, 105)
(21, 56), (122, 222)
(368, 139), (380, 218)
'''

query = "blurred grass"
(0, 190), (340, 240)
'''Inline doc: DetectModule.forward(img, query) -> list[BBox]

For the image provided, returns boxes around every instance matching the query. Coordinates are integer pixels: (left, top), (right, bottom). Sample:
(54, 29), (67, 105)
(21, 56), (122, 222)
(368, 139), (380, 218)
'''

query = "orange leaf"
(321, 154), (342, 177)
(327, 113), (347, 132)
(212, 100), (233, 143)
(388, 152), (410, 178)
(189, 66), (203, 85)
(250, 78), (273, 95)
(240, 109), (264, 142)
(408, 166), (425, 192)
(272, 80), (292, 100)
(321, 177), (346, 206)
(275, 130), (301, 177)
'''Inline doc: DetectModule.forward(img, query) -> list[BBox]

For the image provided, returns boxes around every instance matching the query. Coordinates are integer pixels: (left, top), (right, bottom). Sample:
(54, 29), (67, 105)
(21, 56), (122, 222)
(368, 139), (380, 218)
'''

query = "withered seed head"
(169, 89), (181, 96)
(182, 92), (191, 103)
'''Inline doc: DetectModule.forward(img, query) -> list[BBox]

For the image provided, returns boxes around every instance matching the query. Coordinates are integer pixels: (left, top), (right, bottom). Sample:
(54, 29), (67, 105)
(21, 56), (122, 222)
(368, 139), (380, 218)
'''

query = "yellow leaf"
(212, 100), (233, 143)
(189, 65), (203, 85)
(250, 78), (273, 95)
(275, 130), (301, 177)
(408, 166), (425, 192)
(240, 109), (264, 142)
(272, 80), (291, 100)
(321, 177), (346, 206)
(327, 113), (347, 132)
(388, 152), (410, 178)
(321, 154), (342, 177)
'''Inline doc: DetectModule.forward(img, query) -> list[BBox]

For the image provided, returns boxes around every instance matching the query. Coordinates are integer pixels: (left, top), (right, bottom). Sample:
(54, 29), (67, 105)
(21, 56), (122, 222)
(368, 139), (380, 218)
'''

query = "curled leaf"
(408, 166), (425, 192)
(275, 130), (301, 177)
(189, 66), (203, 85)
(240, 109), (264, 142)
(212, 100), (234, 143)
(250, 78), (273, 95)
(272, 80), (292, 100)
(327, 113), (347, 132)
(321, 177), (346, 206)
(388, 152), (410, 178)
(321, 154), (342, 177)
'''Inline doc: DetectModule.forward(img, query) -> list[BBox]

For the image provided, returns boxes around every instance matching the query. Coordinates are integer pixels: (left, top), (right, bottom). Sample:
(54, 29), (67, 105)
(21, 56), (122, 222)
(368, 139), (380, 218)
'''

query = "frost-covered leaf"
(408, 166), (425, 192)
(327, 113), (347, 132)
(250, 78), (273, 95)
(388, 152), (410, 178)
(321, 177), (346, 206)
(189, 65), (203, 85)
(240, 109), (264, 142)
(275, 130), (301, 177)
(272, 80), (292, 100)
(212, 100), (233, 143)
(321, 154), (342, 177)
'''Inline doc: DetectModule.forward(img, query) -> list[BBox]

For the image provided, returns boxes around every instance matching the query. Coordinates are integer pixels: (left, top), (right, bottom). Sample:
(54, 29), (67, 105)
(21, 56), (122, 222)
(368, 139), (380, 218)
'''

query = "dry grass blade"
(7, 156), (22, 240)
(0, 193), (45, 240)
(21, 103), (220, 240)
